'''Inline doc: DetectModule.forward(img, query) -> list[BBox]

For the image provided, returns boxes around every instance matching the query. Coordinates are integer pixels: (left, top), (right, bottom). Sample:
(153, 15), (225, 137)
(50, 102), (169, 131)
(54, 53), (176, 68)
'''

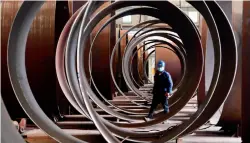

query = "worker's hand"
(165, 92), (170, 97)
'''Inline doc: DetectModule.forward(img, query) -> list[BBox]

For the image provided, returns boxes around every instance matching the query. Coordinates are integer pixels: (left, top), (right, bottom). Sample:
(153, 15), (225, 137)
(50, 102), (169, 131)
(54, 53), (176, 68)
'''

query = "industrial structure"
(1, 1), (250, 143)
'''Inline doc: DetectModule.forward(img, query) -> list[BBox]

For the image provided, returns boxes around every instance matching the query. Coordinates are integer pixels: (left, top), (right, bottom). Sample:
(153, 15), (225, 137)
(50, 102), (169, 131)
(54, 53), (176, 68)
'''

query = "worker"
(145, 60), (173, 120)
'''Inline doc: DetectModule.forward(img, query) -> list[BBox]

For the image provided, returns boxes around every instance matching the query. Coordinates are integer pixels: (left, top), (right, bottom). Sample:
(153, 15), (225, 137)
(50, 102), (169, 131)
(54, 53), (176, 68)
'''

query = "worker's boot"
(164, 109), (170, 114)
(144, 114), (153, 122)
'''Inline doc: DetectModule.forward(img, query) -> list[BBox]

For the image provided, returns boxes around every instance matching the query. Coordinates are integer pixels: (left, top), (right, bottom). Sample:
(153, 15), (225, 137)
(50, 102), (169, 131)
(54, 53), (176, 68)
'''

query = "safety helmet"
(157, 60), (165, 68)
(157, 60), (165, 72)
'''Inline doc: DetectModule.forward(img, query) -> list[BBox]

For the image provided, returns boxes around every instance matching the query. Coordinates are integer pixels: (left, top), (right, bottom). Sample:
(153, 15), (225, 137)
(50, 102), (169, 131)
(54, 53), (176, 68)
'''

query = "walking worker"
(145, 60), (173, 120)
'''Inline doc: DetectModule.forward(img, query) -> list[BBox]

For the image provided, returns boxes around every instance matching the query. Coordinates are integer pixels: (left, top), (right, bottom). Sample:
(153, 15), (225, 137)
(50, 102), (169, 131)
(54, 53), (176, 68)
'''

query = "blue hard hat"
(157, 60), (165, 68)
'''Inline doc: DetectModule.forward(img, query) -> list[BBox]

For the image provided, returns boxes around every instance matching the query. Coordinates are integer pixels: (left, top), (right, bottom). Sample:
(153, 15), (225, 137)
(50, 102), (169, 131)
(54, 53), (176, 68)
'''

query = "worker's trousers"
(147, 94), (169, 119)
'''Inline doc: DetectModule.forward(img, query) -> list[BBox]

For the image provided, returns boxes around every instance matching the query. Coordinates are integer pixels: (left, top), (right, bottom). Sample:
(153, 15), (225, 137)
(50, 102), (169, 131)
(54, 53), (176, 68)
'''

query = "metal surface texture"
(242, 2), (250, 142)
(4, 1), (237, 143)
(118, 30), (186, 103)
(129, 39), (186, 88)
(218, 1), (242, 125)
(1, 1), (58, 119)
(90, 9), (185, 106)
(76, 1), (203, 130)
(123, 31), (186, 101)
(7, 1), (86, 142)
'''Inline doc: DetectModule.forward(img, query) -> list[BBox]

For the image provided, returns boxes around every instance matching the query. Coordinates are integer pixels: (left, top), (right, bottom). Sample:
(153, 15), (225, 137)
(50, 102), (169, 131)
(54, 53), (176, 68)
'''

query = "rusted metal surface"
(54, 1), (71, 116)
(1, 1), (57, 118)
(90, 2), (114, 100)
(197, 17), (208, 106)
(179, 1), (237, 137)
(7, 1), (85, 142)
(1, 1), (25, 119)
(218, 1), (242, 125)
(155, 44), (182, 85)
(242, 1), (250, 143)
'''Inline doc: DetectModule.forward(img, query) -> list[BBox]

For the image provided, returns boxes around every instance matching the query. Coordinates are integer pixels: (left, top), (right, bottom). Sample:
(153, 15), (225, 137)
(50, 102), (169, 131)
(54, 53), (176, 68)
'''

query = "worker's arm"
(164, 72), (173, 97)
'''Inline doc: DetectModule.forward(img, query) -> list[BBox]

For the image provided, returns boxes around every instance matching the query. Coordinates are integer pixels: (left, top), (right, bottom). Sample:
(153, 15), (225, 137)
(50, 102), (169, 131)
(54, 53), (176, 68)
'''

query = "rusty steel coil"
(5, 1), (237, 143)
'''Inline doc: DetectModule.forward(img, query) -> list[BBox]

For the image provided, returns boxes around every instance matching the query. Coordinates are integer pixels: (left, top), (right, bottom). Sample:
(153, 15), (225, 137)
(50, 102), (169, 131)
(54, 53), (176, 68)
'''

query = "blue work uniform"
(148, 70), (173, 118)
